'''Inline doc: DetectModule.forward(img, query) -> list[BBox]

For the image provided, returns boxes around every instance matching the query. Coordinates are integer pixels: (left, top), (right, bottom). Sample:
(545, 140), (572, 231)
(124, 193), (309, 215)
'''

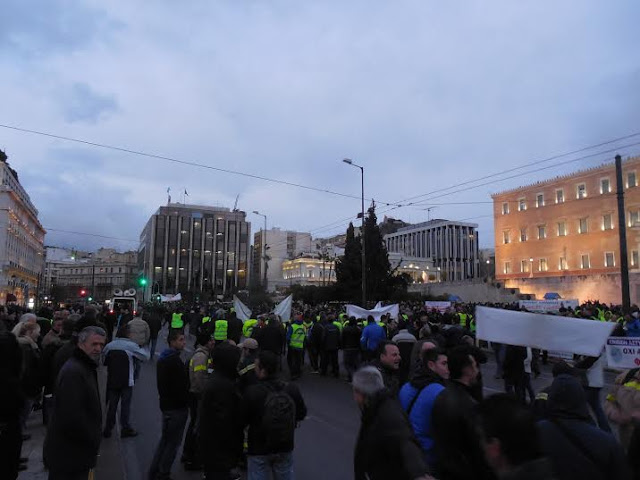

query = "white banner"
(606, 337), (640, 369)
(425, 301), (452, 313)
(346, 303), (400, 321)
(518, 299), (579, 313)
(233, 295), (252, 323)
(160, 293), (182, 302)
(476, 306), (615, 357)
(273, 294), (293, 322)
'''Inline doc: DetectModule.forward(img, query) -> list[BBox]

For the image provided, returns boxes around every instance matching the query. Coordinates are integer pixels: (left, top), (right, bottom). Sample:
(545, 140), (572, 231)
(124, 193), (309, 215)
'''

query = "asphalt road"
(105, 331), (619, 480)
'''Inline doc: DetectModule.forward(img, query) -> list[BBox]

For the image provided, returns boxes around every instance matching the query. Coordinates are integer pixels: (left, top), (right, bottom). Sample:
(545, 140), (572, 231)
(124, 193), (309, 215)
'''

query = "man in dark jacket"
(477, 394), (556, 480)
(143, 308), (162, 359)
(0, 332), (25, 480)
(320, 317), (340, 378)
(537, 374), (630, 480)
(431, 346), (495, 480)
(227, 310), (243, 345)
(253, 316), (285, 360)
(238, 338), (260, 394)
(307, 317), (324, 373)
(41, 318), (75, 425)
(242, 351), (307, 479)
(503, 345), (527, 403)
(148, 330), (189, 480)
(353, 366), (431, 480)
(199, 343), (243, 479)
(371, 340), (402, 396)
(43, 326), (106, 480)
(342, 318), (361, 382)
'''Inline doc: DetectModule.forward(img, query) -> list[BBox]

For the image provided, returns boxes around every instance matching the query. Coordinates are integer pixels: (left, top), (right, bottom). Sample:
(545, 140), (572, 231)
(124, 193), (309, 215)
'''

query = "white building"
(282, 254), (337, 286)
(384, 219), (479, 282)
(388, 253), (441, 283)
(253, 228), (312, 291)
(0, 155), (46, 306)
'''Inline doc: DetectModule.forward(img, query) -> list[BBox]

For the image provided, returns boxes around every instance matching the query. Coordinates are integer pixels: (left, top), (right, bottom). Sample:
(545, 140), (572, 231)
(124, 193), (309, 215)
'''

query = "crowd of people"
(1, 297), (639, 480)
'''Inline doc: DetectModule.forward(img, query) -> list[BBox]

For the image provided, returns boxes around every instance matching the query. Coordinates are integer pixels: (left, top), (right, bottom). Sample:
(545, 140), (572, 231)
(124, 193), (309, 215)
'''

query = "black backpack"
(261, 382), (296, 450)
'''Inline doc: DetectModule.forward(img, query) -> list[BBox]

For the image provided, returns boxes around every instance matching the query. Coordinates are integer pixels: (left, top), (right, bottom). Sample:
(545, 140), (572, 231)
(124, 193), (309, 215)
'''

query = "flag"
(184, 189), (189, 196)
(233, 295), (252, 322)
(273, 295), (293, 323)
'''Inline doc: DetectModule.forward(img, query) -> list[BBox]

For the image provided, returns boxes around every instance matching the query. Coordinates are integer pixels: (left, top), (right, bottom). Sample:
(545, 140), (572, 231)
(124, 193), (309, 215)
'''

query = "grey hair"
(419, 325), (432, 339)
(352, 366), (385, 397)
(78, 326), (106, 343)
(19, 313), (37, 324)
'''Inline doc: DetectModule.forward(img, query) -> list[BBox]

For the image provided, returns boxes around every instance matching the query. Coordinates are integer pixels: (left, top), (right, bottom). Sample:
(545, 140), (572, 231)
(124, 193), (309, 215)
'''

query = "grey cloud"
(61, 83), (119, 124)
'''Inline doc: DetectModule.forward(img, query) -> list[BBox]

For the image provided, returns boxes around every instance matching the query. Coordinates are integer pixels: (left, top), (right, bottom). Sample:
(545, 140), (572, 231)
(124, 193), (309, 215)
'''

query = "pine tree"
(363, 202), (394, 300)
(335, 222), (362, 301)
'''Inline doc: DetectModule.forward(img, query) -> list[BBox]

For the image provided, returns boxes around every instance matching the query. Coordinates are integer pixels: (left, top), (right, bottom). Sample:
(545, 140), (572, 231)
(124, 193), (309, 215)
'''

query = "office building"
(253, 228), (312, 291)
(384, 219), (480, 281)
(139, 203), (251, 299)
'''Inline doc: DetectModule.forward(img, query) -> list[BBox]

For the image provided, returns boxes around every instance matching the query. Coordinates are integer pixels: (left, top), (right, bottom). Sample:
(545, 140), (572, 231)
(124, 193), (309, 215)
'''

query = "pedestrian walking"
(144, 307), (163, 359)
(149, 330), (190, 480)
(242, 351), (307, 480)
(43, 326), (106, 480)
(199, 343), (243, 479)
(353, 366), (432, 480)
(127, 314), (151, 347)
(182, 331), (215, 470)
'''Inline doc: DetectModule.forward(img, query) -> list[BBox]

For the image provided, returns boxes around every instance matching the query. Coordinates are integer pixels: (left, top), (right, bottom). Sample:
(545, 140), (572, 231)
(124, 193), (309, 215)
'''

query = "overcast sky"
(2, 1), (640, 253)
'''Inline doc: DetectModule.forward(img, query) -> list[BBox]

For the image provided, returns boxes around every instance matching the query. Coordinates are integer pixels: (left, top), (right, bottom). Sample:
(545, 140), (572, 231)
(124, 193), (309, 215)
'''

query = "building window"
(537, 225), (546, 239)
(521, 260), (530, 273)
(504, 262), (511, 274)
(557, 221), (567, 237)
(602, 214), (613, 231)
(518, 198), (527, 211)
(536, 194), (544, 208)
(539, 258), (548, 272)
(605, 252), (615, 267)
(520, 228), (527, 242)
(601, 178), (611, 194)
(581, 254), (590, 269)
(628, 172), (637, 188)
(577, 183), (587, 199)
(579, 218), (588, 234)
(629, 210), (640, 227)
(632, 251), (639, 267)
(503, 231), (511, 244)
(559, 257), (568, 270)
(556, 189), (564, 204)
(502, 202), (510, 215)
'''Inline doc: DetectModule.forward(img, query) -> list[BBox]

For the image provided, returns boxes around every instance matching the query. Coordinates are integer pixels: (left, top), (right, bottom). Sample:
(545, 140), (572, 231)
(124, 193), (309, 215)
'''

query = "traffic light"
(88, 296), (93, 302)
(80, 289), (87, 298)
(139, 277), (147, 286)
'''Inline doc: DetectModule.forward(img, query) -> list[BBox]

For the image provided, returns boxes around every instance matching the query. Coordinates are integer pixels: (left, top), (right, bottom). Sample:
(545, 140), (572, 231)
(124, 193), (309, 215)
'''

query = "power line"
(0, 123), (395, 205)
(45, 228), (139, 243)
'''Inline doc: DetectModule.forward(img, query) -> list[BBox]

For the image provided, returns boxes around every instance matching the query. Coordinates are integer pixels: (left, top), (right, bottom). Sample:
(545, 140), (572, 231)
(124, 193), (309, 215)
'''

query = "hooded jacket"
(398, 368), (446, 465)
(156, 348), (189, 411)
(537, 374), (630, 480)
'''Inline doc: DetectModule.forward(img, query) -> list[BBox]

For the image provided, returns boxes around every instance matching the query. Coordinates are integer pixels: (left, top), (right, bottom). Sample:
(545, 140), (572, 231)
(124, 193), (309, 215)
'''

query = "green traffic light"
(139, 278), (147, 286)
(88, 296), (93, 301)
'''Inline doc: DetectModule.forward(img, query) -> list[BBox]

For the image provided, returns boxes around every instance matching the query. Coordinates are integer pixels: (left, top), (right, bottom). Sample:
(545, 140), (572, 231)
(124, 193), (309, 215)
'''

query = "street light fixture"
(253, 210), (268, 291)
(342, 158), (366, 306)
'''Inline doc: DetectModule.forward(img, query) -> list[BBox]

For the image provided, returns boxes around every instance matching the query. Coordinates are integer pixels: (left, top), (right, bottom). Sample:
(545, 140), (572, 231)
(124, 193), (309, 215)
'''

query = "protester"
(399, 348), (449, 467)
(199, 343), (243, 479)
(353, 366), (432, 480)
(238, 338), (260, 393)
(102, 324), (150, 439)
(605, 367), (640, 451)
(306, 315), (324, 373)
(144, 308), (163, 359)
(44, 326), (107, 480)
(320, 315), (341, 378)
(574, 352), (611, 432)
(41, 317), (75, 425)
(392, 324), (417, 385)
(42, 315), (64, 349)
(372, 340), (402, 396)
(342, 317), (362, 382)
(538, 374), (630, 480)
(16, 322), (42, 432)
(360, 316), (386, 362)
(127, 314), (151, 347)
(286, 315), (305, 380)
(477, 394), (556, 479)
(253, 315), (286, 365)
(0, 332), (25, 479)
(503, 345), (527, 403)
(227, 310), (244, 345)
(149, 330), (189, 480)
(242, 351), (307, 480)
(182, 331), (215, 470)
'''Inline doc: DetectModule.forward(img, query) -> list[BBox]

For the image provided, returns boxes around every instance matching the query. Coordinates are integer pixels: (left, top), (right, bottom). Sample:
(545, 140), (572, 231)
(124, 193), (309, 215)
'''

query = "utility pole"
(616, 154), (631, 312)
(343, 159), (366, 307)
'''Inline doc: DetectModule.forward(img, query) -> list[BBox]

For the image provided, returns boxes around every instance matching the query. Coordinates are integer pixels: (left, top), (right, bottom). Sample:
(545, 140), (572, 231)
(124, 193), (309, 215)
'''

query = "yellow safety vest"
(243, 319), (257, 338)
(214, 320), (228, 341)
(333, 321), (343, 332)
(171, 313), (184, 329)
(202, 316), (212, 324)
(290, 324), (305, 349)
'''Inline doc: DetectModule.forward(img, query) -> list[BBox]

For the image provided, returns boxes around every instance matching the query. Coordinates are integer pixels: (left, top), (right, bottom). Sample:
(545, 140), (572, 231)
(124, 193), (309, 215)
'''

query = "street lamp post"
(253, 211), (268, 291)
(342, 158), (366, 307)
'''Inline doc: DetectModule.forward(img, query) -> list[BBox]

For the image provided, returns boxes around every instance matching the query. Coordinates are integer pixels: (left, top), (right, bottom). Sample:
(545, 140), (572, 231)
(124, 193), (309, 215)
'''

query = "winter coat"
(342, 325), (361, 350)
(254, 324), (285, 356)
(501, 458), (557, 480)
(241, 377), (307, 455)
(17, 336), (41, 397)
(398, 369), (446, 465)
(538, 374), (631, 480)
(431, 381), (496, 480)
(372, 360), (401, 397)
(354, 390), (429, 480)
(360, 322), (386, 352)
(144, 311), (162, 339)
(43, 348), (102, 473)
(605, 368), (640, 450)
(188, 346), (211, 395)
(392, 329), (417, 385)
(322, 322), (340, 351)
(126, 317), (150, 346)
(42, 329), (62, 349)
(227, 316), (243, 344)
(156, 348), (189, 411)
(199, 344), (243, 471)
(308, 321), (324, 349)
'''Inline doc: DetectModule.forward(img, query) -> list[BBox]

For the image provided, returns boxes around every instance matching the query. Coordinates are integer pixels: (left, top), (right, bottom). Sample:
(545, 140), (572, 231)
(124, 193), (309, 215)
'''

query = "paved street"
(104, 330), (619, 480)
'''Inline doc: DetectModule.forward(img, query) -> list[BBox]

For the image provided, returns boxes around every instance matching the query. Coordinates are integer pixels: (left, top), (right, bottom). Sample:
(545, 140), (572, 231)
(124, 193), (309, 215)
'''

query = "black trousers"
(343, 349), (360, 381)
(0, 420), (21, 480)
(182, 393), (201, 464)
(320, 350), (339, 377)
(308, 346), (320, 371)
(287, 348), (303, 378)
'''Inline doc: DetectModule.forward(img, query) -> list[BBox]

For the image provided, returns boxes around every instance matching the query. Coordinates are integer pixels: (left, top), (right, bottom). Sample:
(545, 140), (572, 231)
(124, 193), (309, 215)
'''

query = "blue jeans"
(105, 387), (133, 432)
(148, 408), (188, 480)
(248, 452), (294, 480)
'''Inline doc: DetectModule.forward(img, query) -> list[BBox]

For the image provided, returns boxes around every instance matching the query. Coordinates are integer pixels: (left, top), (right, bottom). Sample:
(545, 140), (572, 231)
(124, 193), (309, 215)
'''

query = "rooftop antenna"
(233, 194), (240, 211)
(426, 207), (437, 221)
